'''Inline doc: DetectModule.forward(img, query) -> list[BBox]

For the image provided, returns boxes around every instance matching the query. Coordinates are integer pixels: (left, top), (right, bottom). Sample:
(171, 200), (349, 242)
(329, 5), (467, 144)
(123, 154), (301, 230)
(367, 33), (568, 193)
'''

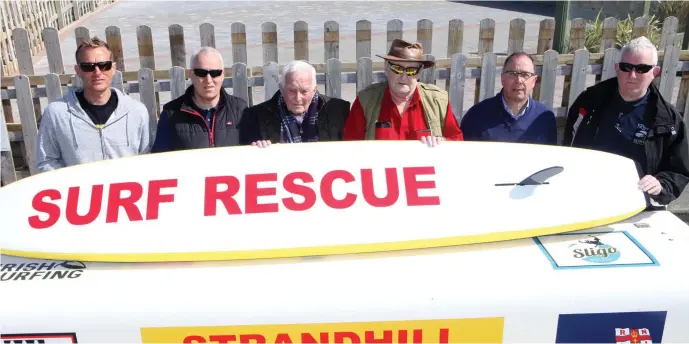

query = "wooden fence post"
(12, 28), (34, 75)
(325, 58), (341, 99)
(232, 22), (248, 64)
(44, 73), (63, 103)
(263, 62), (280, 100)
(474, 18), (494, 104)
(417, 19), (433, 55)
(356, 57), (372, 92)
(507, 18), (525, 55)
(111, 70), (124, 92)
(324, 21), (339, 61)
(479, 52), (496, 102)
(262, 22), (278, 64)
(14, 75), (39, 176)
(601, 48), (620, 81)
(168, 24), (186, 68)
(106, 26), (125, 71)
(561, 18), (585, 109)
(568, 48), (590, 110)
(138, 68), (158, 136)
(75, 26), (90, 46)
(539, 50), (558, 110)
(169, 66), (186, 100)
(633, 16), (649, 39)
(232, 62), (249, 105)
(386, 19), (403, 52)
(43, 27), (64, 74)
(12, 27), (42, 124)
(533, 18), (555, 101)
(200, 22), (216, 48)
(446, 19), (463, 91)
(449, 53), (466, 122)
(356, 20), (371, 60)
(659, 45), (680, 101)
(293, 21), (309, 61)
(419, 54), (436, 85)
(137, 25), (155, 69)
(601, 17), (618, 52)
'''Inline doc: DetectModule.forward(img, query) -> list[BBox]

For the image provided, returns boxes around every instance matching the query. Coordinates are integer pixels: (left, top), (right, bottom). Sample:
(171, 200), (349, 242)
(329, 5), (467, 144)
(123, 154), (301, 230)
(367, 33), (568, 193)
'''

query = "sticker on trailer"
(533, 230), (659, 269)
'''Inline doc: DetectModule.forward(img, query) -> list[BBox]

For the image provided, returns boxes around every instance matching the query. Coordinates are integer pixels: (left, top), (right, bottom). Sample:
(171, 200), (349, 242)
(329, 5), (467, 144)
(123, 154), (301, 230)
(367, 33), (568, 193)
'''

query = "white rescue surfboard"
(0, 141), (647, 262)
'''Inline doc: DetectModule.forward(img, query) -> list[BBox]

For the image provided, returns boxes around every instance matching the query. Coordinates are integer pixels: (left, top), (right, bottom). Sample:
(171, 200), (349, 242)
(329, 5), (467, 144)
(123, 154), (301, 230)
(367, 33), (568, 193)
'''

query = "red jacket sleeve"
(442, 103), (464, 141)
(343, 98), (367, 141)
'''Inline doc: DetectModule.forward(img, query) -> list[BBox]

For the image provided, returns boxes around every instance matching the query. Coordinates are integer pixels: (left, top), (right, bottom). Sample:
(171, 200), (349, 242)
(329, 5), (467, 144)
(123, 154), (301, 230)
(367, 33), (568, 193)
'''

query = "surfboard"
(0, 140), (647, 262)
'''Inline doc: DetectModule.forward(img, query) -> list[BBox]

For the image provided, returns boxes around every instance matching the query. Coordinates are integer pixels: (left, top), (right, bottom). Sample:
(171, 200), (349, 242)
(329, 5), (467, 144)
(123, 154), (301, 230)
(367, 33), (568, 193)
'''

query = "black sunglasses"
(79, 61), (113, 72)
(618, 62), (654, 74)
(193, 68), (223, 78)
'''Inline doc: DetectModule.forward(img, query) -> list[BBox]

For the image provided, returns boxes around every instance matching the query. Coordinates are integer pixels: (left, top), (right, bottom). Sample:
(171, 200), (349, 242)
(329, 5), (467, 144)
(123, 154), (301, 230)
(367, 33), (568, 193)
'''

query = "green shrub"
(584, 11), (662, 53)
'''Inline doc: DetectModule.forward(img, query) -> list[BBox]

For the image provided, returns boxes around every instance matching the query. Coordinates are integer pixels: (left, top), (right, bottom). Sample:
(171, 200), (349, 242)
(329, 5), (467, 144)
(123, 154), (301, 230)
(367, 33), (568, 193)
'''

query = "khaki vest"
(356, 82), (448, 139)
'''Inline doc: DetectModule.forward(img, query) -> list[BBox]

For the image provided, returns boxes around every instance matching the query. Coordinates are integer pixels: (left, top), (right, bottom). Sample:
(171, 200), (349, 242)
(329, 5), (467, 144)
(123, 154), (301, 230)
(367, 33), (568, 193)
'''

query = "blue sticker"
(555, 311), (667, 343)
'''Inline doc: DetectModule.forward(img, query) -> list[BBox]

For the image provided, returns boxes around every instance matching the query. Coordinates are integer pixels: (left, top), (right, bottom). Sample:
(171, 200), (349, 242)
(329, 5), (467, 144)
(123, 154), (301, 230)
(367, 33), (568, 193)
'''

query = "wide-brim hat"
(376, 39), (435, 68)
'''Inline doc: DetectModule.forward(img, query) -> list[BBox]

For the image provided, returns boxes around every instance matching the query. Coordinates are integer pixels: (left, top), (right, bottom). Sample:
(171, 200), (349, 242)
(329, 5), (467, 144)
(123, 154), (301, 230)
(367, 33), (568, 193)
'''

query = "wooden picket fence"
(1, 0), (117, 76)
(1, 15), (689, 186)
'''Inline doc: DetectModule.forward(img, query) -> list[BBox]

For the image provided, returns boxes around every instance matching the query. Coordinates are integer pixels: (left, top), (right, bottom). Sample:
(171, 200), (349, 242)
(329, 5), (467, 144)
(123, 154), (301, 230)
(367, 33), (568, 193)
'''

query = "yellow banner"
(140, 317), (504, 343)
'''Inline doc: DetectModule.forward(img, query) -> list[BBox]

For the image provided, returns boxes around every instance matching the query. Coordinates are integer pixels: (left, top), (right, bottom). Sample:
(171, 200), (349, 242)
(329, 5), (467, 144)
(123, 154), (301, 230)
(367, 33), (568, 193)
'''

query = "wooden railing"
(1, 14), (689, 186)
(1, 0), (116, 76)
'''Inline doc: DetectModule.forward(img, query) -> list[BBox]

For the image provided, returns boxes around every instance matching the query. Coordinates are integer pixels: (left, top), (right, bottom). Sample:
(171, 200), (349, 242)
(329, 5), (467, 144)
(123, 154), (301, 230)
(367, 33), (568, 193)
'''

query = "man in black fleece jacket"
(563, 36), (689, 208)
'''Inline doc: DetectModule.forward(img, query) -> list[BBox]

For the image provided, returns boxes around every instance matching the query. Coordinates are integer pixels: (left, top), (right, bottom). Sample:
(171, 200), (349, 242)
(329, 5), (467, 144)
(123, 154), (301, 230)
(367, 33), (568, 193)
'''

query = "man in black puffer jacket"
(563, 36), (689, 208)
(152, 47), (247, 152)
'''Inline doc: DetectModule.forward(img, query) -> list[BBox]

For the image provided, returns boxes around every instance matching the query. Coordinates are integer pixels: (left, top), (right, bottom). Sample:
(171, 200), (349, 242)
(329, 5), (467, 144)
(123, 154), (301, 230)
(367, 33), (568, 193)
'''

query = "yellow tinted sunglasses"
(388, 62), (422, 76)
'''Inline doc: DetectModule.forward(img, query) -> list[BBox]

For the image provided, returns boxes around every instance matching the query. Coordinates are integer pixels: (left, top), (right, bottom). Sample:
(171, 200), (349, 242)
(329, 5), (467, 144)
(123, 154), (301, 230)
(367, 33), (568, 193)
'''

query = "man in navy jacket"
(460, 52), (557, 145)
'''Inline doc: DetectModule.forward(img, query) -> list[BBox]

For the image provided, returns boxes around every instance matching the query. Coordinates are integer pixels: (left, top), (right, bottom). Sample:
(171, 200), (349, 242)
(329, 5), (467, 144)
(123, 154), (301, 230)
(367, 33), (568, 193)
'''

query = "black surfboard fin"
(495, 166), (564, 187)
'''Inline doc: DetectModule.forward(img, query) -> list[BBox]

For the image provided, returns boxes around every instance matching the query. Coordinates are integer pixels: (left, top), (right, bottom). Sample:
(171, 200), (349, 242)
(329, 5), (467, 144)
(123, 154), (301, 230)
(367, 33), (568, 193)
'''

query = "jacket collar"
(588, 77), (676, 129)
(180, 85), (228, 114)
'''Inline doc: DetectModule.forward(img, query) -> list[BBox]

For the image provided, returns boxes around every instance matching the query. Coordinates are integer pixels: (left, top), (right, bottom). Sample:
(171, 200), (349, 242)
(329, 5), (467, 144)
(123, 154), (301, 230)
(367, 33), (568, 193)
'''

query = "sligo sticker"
(0, 261), (86, 282)
(533, 231), (658, 269)
(0, 332), (78, 344)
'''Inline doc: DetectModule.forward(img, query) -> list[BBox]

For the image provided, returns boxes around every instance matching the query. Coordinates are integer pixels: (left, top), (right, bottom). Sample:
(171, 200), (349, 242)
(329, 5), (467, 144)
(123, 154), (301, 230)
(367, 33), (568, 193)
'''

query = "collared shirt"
(343, 86), (464, 141)
(501, 93), (530, 120)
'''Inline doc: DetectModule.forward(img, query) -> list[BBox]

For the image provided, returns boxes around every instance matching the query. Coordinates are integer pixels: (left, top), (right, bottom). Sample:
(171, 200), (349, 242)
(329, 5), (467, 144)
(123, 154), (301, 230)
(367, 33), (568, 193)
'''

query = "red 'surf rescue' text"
(28, 167), (439, 229)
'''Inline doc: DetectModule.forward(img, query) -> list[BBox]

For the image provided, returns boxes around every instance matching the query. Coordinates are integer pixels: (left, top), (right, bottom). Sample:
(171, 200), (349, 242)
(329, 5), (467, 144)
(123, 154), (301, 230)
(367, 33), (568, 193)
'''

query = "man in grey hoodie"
(35, 37), (154, 172)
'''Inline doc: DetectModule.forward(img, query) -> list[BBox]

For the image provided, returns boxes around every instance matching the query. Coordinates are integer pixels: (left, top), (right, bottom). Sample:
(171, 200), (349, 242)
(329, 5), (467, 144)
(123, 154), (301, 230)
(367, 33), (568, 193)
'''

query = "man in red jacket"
(342, 39), (463, 147)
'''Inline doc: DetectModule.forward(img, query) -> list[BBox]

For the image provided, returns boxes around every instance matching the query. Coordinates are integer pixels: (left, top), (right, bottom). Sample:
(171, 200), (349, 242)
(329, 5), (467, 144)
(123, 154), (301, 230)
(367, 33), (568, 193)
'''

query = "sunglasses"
(618, 62), (654, 74)
(388, 62), (422, 76)
(79, 61), (113, 72)
(193, 68), (223, 78)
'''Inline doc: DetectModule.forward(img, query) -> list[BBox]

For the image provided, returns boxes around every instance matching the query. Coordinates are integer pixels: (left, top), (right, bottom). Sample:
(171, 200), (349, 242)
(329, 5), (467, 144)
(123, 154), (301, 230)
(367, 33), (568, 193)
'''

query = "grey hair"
(620, 36), (658, 66)
(189, 47), (224, 69)
(279, 60), (317, 88)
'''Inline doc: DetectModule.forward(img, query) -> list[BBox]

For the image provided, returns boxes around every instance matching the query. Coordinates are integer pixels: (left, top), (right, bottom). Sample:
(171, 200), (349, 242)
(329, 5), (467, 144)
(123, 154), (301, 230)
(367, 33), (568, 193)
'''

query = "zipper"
(180, 108), (221, 147)
(99, 127), (105, 159)
(210, 108), (218, 147)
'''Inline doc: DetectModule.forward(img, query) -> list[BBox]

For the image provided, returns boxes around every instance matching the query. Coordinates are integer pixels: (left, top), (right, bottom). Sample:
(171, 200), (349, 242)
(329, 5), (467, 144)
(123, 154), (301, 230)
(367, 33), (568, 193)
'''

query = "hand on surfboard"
(420, 136), (445, 147)
(252, 140), (273, 148)
(639, 175), (662, 196)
